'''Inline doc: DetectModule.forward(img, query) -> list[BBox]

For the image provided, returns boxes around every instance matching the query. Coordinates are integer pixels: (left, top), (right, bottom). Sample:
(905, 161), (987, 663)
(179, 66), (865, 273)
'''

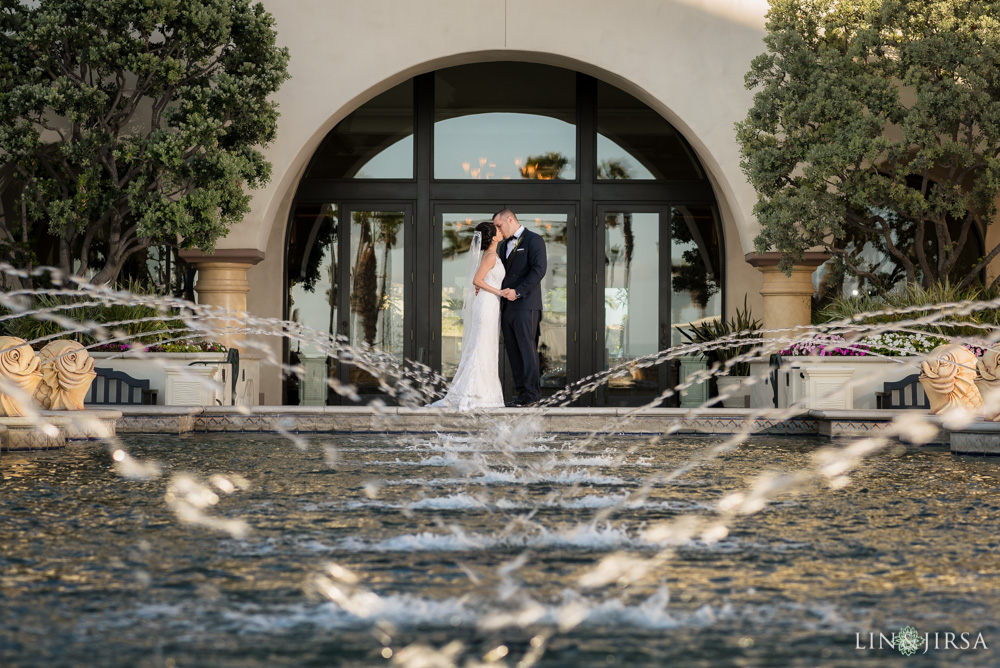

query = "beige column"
(178, 249), (265, 350)
(745, 252), (828, 339)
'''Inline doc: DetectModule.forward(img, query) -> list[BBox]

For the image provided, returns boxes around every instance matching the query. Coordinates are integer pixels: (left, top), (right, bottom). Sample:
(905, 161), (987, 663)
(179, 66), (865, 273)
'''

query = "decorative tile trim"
(118, 415), (195, 434)
(2, 426), (66, 451)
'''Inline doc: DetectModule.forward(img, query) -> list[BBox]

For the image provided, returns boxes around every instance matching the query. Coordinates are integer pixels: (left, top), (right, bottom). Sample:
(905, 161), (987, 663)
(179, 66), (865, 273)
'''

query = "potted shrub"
(679, 296), (762, 408)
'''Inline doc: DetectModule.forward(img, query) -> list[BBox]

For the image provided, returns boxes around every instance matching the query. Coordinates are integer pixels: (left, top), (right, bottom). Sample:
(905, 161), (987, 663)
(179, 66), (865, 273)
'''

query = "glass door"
(434, 205), (575, 400)
(596, 208), (669, 404)
(287, 203), (411, 405)
(594, 205), (723, 406)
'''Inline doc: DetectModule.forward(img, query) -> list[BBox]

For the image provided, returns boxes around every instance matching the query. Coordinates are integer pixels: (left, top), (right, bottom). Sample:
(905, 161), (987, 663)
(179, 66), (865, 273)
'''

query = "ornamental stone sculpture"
(919, 344), (983, 414)
(0, 336), (42, 417)
(976, 347), (1000, 421)
(33, 340), (96, 411)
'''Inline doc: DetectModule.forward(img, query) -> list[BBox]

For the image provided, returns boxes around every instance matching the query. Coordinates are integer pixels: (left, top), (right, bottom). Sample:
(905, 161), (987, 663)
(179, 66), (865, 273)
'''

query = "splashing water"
(3, 265), (1000, 666)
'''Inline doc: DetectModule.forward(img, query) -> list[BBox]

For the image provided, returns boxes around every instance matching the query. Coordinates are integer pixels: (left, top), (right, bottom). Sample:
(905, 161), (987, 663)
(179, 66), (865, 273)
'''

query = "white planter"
(749, 356), (924, 410)
(91, 352), (229, 406)
(716, 376), (751, 408)
(677, 354), (710, 408)
(299, 354), (329, 406)
(164, 365), (223, 406)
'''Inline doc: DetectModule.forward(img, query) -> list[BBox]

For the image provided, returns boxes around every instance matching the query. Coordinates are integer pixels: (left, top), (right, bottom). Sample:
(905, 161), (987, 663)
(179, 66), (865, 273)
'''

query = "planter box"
(299, 354), (330, 406)
(716, 375), (751, 408)
(677, 354), (710, 408)
(749, 356), (924, 410)
(91, 352), (232, 406)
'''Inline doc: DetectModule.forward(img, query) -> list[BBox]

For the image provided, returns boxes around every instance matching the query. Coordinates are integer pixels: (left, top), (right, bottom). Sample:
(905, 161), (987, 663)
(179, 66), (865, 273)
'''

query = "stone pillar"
(745, 252), (828, 338)
(178, 249), (265, 350)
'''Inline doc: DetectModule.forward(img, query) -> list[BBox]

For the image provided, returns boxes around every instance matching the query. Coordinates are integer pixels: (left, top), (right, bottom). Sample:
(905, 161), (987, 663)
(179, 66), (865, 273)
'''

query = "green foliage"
(816, 281), (1000, 337)
(0, 0), (290, 285)
(145, 340), (227, 353)
(736, 0), (1000, 290)
(0, 279), (214, 349)
(678, 296), (762, 375)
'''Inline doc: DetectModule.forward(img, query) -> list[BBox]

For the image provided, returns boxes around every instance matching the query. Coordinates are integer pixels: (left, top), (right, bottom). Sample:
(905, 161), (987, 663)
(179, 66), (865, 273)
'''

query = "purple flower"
(780, 335), (868, 357)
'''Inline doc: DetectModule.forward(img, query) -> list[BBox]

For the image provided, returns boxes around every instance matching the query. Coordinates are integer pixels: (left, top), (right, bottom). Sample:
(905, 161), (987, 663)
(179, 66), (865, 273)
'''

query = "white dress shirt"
(506, 226), (524, 258)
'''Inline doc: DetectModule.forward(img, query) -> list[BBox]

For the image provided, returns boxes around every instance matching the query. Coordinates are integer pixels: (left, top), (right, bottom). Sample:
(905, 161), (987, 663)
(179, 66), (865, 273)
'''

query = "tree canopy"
(736, 0), (1000, 290)
(0, 0), (290, 286)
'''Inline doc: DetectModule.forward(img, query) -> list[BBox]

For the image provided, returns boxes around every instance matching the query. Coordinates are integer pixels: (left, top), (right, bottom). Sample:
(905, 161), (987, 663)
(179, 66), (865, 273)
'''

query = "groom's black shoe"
(506, 396), (538, 407)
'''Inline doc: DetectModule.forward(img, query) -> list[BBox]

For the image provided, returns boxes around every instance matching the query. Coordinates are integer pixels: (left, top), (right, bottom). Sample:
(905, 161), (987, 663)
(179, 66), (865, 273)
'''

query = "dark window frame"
(286, 63), (725, 406)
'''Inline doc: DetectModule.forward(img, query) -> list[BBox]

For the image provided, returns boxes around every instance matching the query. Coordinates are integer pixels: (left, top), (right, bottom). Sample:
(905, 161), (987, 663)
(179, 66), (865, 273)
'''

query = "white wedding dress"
(431, 255), (505, 410)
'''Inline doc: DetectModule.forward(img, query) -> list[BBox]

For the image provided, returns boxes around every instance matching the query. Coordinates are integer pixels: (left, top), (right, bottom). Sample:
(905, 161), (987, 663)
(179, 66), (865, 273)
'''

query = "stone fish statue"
(33, 340), (96, 411)
(976, 346), (1000, 421)
(919, 344), (983, 415)
(0, 335), (42, 417)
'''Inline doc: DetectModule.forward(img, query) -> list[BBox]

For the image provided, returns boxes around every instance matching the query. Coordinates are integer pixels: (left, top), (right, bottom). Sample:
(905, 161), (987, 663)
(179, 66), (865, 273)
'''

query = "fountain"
(2, 265), (1000, 666)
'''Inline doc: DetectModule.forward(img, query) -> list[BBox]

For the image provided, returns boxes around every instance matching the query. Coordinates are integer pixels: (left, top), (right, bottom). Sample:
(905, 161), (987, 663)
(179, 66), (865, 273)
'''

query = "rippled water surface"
(3, 426), (1000, 667)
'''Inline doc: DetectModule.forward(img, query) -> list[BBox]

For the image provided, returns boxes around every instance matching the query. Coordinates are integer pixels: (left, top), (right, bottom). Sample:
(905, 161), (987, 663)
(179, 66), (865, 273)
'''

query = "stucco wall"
(238, 0), (771, 403)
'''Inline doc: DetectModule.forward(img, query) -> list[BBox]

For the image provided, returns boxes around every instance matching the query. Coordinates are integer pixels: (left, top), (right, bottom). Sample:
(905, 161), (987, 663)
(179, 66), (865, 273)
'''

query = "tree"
(520, 152), (568, 180)
(736, 0), (1000, 290)
(0, 0), (290, 287)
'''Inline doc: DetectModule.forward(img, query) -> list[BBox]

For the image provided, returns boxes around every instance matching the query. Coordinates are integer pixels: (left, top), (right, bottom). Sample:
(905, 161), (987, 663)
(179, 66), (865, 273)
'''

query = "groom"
(494, 208), (547, 407)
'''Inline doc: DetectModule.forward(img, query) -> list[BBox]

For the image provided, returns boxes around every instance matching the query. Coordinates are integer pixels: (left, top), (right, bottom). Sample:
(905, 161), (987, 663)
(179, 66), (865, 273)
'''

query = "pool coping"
(110, 405), (940, 441)
(10, 406), (995, 454)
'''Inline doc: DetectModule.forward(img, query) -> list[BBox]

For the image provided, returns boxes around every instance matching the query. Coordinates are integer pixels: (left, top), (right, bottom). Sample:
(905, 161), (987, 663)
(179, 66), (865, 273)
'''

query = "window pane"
(597, 81), (702, 180)
(435, 63), (576, 180)
(306, 82), (413, 179)
(287, 204), (339, 405)
(521, 213), (568, 390)
(349, 210), (406, 391)
(670, 206), (722, 346)
(603, 212), (660, 396)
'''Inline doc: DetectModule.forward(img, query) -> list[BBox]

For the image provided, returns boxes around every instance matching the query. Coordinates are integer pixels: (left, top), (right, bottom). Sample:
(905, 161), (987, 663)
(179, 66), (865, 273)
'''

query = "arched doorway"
(285, 62), (723, 406)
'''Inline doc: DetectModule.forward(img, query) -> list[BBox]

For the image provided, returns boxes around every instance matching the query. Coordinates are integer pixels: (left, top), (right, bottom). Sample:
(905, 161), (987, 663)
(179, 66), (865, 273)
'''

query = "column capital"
(178, 248), (265, 266)
(744, 251), (829, 268)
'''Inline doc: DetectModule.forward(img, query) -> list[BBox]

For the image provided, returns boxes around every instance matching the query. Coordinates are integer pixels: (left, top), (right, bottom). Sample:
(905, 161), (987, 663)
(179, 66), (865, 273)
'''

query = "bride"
(430, 221), (505, 409)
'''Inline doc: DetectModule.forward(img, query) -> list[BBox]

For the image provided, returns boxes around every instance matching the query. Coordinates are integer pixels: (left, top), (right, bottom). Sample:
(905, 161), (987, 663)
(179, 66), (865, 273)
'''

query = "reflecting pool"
(3, 430), (1000, 667)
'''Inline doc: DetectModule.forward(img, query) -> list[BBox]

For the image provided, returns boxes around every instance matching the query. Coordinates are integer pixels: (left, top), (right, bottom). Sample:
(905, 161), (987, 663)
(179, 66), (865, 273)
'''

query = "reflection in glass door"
(437, 209), (571, 396)
(287, 203), (339, 406)
(601, 211), (663, 400)
(597, 206), (722, 406)
(347, 210), (406, 393)
(285, 203), (409, 404)
(523, 212), (569, 393)
(669, 206), (722, 345)
(669, 205), (722, 407)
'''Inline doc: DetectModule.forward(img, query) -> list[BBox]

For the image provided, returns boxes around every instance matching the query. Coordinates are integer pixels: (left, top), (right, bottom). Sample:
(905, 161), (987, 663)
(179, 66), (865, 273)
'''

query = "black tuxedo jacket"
(500, 228), (547, 311)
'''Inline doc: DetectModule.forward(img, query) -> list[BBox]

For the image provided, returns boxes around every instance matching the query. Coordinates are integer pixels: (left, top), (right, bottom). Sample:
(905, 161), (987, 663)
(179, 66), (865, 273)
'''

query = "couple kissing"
(430, 209), (547, 410)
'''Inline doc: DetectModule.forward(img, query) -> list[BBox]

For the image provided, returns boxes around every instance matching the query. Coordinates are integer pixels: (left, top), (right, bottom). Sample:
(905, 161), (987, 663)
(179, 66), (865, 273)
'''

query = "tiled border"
(5, 406), (961, 448)
(949, 422), (1000, 455)
(0, 410), (121, 451)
